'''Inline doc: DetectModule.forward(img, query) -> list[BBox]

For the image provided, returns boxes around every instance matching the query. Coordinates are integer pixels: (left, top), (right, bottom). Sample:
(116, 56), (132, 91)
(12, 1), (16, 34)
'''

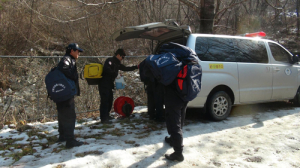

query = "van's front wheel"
(207, 91), (232, 121)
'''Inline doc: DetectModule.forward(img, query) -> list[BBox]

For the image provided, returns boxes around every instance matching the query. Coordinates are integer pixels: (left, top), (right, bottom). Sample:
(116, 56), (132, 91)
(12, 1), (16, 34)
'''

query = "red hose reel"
(113, 96), (135, 117)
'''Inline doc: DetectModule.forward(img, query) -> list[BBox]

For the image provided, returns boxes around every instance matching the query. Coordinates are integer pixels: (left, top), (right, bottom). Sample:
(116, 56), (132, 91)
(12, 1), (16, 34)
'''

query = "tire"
(207, 91), (232, 121)
(293, 87), (300, 107)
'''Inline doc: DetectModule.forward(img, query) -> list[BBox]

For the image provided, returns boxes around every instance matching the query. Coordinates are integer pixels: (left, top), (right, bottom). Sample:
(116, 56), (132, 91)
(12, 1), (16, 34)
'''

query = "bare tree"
(178, 0), (216, 33)
(297, 0), (300, 37)
(0, 0), (299, 55)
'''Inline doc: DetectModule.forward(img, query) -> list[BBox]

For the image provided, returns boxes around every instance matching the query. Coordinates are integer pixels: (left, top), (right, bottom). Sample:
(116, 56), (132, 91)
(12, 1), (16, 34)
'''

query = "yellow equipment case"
(83, 63), (103, 85)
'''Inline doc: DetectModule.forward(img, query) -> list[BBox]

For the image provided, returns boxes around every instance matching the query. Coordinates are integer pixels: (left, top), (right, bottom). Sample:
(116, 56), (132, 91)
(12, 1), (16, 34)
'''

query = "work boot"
(155, 118), (165, 123)
(165, 152), (184, 162)
(56, 136), (66, 143)
(107, 116), (114, 120)
(101, 120), (112, 124)
(66, 139), (83, 149)
(149, 116), (155, 121)
(165, 136), (173, 147)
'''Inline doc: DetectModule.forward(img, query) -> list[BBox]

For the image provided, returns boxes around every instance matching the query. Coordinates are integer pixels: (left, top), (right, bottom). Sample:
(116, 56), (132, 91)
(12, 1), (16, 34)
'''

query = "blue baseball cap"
(66, 43), (83, 52)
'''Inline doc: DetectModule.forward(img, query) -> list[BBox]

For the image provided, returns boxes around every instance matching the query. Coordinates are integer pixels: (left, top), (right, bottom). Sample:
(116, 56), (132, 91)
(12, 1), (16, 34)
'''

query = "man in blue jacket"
(56, 43), (84, 148)
(98, 49), (138, 124)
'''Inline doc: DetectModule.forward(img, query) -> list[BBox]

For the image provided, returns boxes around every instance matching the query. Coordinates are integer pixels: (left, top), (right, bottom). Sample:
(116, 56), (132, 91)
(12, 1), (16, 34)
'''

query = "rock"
(8, 124), (16, 129)
(30, 97), (36, 101)
(6, 88), (13, 95)
(245, 156), (263, 162)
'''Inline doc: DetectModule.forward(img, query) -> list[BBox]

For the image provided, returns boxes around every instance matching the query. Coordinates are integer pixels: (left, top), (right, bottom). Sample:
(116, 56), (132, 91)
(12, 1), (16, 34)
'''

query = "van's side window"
(195, 37), (235, 62)
(234, 39), (268, 63)
(268, 43), (292, 63)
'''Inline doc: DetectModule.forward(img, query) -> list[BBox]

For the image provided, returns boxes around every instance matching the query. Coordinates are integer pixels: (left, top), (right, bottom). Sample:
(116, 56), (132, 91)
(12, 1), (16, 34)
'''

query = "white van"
(112, 21), (300, 121)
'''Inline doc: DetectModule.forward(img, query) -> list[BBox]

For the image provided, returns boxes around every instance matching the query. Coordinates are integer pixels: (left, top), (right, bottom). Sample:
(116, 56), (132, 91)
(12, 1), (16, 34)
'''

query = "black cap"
(66, 43), (83, 52)
(115, 49), (126, 56)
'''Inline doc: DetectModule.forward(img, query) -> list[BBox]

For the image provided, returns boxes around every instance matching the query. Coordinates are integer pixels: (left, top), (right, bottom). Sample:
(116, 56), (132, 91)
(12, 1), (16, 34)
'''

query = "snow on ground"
(0, 102), (300, 168)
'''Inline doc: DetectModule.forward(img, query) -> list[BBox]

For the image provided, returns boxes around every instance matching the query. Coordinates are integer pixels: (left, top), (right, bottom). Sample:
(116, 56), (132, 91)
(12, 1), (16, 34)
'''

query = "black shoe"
(149, 116), (155, 120)
(107, 116), (114, 120)
(155, 118), (165, 123)
(165, 136), (173, 147)
(66, 139), (83, 148)
(101, 120), (112, 124)
(165, 152), (184, 162)
(56, 136), (66, 143)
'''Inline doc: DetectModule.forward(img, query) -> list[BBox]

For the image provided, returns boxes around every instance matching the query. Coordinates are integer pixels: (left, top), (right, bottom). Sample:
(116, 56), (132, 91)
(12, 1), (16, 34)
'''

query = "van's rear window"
(141, 28), (171, 37)
(195, 37), (268, 63)
(195, 37), (236, 62)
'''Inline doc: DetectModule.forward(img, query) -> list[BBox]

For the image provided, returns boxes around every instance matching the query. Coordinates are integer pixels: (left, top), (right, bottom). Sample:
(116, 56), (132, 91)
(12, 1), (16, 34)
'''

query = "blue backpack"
(153, 42), (202, 101)
(145, 52), (182, 85)
(175, 61), (202, 101)
(45, 67), (77, 103)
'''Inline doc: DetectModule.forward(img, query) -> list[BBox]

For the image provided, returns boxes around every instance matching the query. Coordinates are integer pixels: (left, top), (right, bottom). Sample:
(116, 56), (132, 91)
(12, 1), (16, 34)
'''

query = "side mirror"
(293, 55), (299, 64)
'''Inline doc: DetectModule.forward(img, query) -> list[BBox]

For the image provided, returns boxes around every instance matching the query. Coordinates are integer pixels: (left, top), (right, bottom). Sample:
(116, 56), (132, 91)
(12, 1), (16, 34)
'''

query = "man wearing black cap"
(56, 43), (84, 148)
(98, 49), (138, 124)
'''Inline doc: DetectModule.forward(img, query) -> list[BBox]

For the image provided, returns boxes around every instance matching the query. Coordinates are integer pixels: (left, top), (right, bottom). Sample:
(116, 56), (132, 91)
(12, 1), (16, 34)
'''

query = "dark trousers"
(56, 97), (76, 141)
(99, 86), (113, 121)
(164, 86), (188, 153)
(147, 82), (164, 120)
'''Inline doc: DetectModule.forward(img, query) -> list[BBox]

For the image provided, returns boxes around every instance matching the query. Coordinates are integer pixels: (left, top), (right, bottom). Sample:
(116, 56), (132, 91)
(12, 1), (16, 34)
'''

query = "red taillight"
(245, 31), (266, 37)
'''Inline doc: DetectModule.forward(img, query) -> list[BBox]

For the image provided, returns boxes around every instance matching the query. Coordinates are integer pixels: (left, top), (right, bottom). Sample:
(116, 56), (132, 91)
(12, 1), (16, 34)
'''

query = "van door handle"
(274, 67), (280, 72)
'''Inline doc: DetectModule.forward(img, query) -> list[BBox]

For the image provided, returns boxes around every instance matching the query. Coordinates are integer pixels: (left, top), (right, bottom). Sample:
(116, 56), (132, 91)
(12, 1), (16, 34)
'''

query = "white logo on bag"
(157, 55), (170, 65)
(192, 79), (201, 92)
(52, 84), (66, 93)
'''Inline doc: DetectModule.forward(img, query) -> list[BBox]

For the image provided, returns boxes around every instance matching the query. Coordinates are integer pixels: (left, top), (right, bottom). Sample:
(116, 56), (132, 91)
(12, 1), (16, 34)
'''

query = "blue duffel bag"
(45, 67), (77, 103)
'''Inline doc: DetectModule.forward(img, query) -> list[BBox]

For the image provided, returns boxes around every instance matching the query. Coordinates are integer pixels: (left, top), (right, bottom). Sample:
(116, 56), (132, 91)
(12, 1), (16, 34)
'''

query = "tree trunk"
(200, 0), (215, 33)
(297, 0), (299, 37)
(178, 0), (215, 33)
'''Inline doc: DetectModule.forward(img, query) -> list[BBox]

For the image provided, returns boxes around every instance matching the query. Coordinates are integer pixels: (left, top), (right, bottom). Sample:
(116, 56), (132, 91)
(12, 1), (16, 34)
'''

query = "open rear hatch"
(112, 21), (191, 42)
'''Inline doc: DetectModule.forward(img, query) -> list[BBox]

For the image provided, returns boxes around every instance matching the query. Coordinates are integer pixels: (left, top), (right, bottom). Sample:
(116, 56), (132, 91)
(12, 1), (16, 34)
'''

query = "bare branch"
(21, 0), (125, 23)
(76, 0), (125, 6)
(265, 0), (283, 10)
(214, 0), (249, 25)
(178, 0), (199, 11)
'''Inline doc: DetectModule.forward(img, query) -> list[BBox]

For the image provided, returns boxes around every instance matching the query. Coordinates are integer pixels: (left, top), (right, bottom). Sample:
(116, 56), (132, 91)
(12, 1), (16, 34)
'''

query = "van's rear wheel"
(293, 87), (300, 106)
(207, 91), (232, 121)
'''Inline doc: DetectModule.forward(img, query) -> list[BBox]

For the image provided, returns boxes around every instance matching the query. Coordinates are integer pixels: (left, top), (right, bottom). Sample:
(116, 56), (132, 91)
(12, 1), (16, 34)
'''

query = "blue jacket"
(57, 54), (80, 96)
(99, 56), (137, 88)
